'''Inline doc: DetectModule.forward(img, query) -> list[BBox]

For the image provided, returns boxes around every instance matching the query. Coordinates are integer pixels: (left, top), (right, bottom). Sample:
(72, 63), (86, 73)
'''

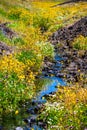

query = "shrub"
(33, 14), (52, 32)
(8, 8), (22, 20)
(0, 55), (35, 114)
(0, 8), (6, 16)
(17, 49), (42, 71)
(36, 41), (54, 58)
(73, 35), (87, 50)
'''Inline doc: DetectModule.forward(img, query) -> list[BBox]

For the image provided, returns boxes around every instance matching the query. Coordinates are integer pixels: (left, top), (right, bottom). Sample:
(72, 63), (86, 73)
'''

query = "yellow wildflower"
(15, 110), (19, 115)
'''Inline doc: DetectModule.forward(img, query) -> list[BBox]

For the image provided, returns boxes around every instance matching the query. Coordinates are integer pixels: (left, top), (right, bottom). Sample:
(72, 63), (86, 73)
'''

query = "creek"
(0, 54), (66, 130)
(20, 54), (66, 130)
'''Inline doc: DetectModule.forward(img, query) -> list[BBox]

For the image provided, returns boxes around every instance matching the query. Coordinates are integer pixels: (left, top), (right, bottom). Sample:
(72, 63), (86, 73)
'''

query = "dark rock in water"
(24, 127), (31, 130)
(34, 105), (43, 113)
(24, 115), (37, 125)
(29, 116), (37, 123)
(27, 107), (35, 114)
(24, 118), (31, 124)
(38, 121), (47, 129)
(48, 69), (54, 74)
(27, 103), (43, 114)
(31, 100), (42, 106)
(44, 73), (49, 77)
(56, 73), (65, 78)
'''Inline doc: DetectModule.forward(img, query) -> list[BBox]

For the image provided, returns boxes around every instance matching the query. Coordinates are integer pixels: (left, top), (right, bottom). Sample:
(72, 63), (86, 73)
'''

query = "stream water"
(21, 54), (66, 130)
(0, 55), (66, 130)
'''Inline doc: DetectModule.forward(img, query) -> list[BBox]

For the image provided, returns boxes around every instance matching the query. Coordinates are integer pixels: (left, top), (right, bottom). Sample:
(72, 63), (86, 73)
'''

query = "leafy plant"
(36, 41), (54, 58)
(73, 35), (87, 50)
(33, 15), (52, 32)
(8, 8), (22, 20)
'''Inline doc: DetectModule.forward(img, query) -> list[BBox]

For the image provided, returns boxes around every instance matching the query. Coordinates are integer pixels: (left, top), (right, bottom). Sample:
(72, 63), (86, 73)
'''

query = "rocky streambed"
(46, 16), (87, 85)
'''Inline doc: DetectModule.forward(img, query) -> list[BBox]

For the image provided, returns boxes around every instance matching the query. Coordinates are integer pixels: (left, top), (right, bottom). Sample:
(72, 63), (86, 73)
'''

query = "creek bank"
(0, 22), (17, 56)
(20, 74), (66, 130)
(0, 22), (16, 39)
(0, 41), (13, 55)
(43, 16), (87, 85)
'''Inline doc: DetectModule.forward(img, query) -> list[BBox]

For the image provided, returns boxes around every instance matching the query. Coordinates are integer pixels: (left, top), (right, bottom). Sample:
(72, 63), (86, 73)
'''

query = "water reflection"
(35, 76), (66, 103)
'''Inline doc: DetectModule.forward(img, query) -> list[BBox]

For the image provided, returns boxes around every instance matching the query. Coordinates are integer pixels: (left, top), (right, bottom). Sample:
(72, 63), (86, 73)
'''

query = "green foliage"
(0, 72), (27, 114)
(73, 35), (87, 50)
(0, 71), (35, 115)
(17, 50), (42, 71)
(33, 15), (52, 32)
(12, 37), (25, 45)
(0, 31), (10, 44)
(36, 41), (54, 58)
(78, 104), (87, 128)
(0, 8), (6, 16)
(8, 8), (21, 20)
(17, 50), (36, 63)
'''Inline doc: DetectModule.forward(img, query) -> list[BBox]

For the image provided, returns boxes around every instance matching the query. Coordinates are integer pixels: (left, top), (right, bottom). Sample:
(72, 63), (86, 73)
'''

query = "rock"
(15, 127), (23, 130)
(0, 22), (16, 39)
(46, 61), (53, 67)
(56, 73), (65, 77)
(38, 121), (47, 129)
(24, 127), (31, 130)
(50, 16), (87, 46)
(24, 118), (31, 124)
(29, 116), (37, 123)
(0, 41), (13, 55)
(24, 115), (37, 125)
(48, 69), (54, 74)
(27, 107), (35, 114)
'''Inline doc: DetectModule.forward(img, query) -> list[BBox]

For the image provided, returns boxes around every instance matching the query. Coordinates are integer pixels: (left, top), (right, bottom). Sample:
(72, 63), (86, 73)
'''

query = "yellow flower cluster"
(58, 86), (87, 109)
(0, 55), (25, 80)
(73, 35), (87, 50)
(0, 54), (38, 83)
